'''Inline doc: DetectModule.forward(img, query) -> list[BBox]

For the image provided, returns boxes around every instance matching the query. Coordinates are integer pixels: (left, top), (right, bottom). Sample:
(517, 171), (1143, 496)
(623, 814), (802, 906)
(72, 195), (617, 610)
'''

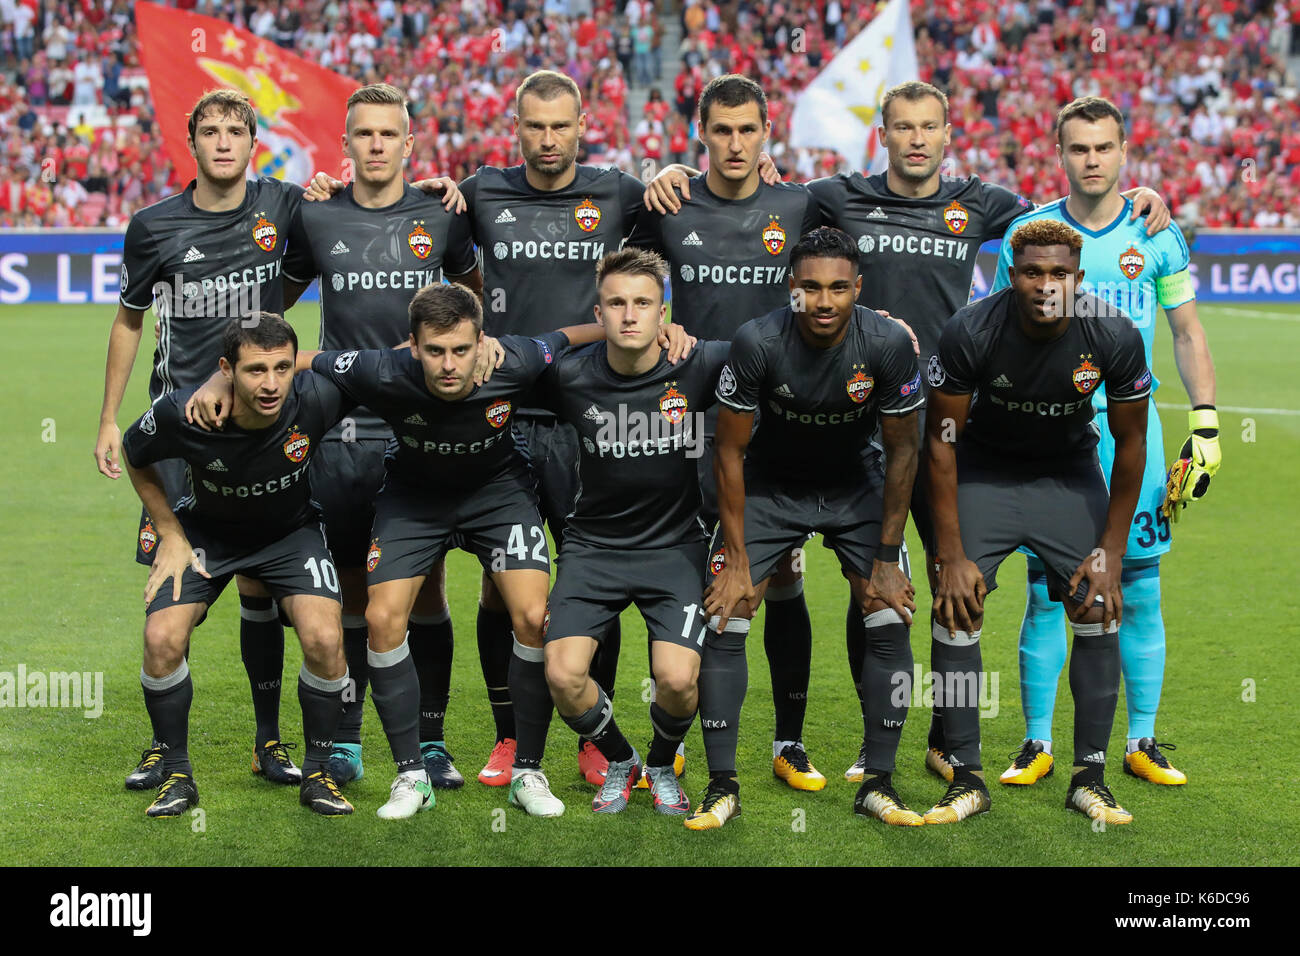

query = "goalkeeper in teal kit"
(987, 98), (1220, 786)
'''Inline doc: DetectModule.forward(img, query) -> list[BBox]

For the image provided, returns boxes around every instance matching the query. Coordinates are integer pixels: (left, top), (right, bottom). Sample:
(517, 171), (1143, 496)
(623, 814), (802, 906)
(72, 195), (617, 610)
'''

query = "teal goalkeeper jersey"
(990, 197), (1194, 409)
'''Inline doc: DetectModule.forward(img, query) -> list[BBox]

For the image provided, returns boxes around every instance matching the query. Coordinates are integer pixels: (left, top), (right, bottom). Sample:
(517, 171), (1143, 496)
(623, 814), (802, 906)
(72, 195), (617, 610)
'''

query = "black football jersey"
(626, 176), (822, 341)
(933, 288), (1151, 465)
(718, 305), (923, 485)
(310, 332), (567, 490)
(539, 340), (729, 549)
(119, 177), (302, 400)
(121, 373), (351, 545)
(282, 183), (477, 439)
(809, 172), (1030, 365)
(461, 164), (646, 336)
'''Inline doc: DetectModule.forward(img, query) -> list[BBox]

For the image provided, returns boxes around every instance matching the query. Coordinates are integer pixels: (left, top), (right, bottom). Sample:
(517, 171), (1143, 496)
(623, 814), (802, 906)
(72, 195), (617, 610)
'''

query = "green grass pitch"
(1, 301), (1297, 866)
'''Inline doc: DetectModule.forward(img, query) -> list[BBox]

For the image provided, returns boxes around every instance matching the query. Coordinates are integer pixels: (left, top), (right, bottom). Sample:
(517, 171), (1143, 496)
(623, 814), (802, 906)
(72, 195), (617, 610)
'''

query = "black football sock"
(584, 618), (621, 750)
(408, 610), (453, 742)
(698, 618), (750, 778)
(846, 600), (867, 720)
(239, 594), (285, 748)
(708, 773), (740, 794)
(508, 639), (552, 770)
(931, 621), (983, 773)
(298, 665), (347, 774)
(560, 685), (634, 764)
(477, 605), (515, 742)
(927, 612), (947, 752)
(141, 661), (193, 775)
(335, 617), (369, 745)
(763, 581), (811, 745)
(860, 609), (912, 773)
(367, 640), (422, 773)
(647, 700), (694, 767)
(1069, 621), (1121, 779)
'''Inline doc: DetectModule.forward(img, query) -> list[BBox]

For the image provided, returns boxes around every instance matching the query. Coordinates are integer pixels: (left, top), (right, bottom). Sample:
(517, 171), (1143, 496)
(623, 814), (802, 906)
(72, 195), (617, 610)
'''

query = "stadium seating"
(1, 0), (1296, 227)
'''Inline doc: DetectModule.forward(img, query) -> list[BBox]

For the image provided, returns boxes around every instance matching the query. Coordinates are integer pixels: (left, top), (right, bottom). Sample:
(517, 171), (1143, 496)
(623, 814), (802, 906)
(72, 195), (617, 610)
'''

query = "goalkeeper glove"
(1163, 406), (1220, 522)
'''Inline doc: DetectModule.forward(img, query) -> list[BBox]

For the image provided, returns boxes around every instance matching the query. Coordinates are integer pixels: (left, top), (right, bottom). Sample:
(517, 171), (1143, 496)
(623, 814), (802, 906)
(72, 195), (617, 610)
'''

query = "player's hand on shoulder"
(304, 171), (344, 202)
(94, 421), (122, 479)
(756, 151), (779, 186)
(703, 566), (757, 634)
(643, 163), (692, 214)
(931, 557), (986, 633)
(658, 322), (695, 364)
(414, 176), (466, 214)
(473, 335), (506, 385)
(1067, 548), (1122, 630)
(185, 371), (234, 431)
(874, 308), (920, 357)
(144, 533), (210, 606)
(1128, 186), (1171, 235)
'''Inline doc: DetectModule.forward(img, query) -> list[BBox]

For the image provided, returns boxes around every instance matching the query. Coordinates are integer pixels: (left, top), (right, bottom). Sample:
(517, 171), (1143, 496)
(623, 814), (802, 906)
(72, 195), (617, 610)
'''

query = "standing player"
(457, 70), (657, 786)
(121, 315), (353, 817)
(691, 228), (923, 831)
(646, 81), (1170, 782)
(626, 75), (832, 791)
(925, 220), (1150, 826)
(97, 90), (312, 791)
(282, 83), (480, 790)
(541, 249), (727, 817)
(989, 98), (1217, 788)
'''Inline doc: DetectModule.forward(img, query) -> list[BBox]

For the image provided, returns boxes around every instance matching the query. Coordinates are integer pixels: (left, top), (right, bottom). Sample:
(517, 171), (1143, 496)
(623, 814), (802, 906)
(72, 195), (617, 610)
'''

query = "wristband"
(1189, 406), (1218, 436)
(876, 544), (901, 564)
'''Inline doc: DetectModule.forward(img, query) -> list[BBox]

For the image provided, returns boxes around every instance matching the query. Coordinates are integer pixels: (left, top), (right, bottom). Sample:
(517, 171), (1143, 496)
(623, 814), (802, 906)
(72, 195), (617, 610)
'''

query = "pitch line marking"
(1156, 402), (1300, 417)
(1205, 307), (1300, 322)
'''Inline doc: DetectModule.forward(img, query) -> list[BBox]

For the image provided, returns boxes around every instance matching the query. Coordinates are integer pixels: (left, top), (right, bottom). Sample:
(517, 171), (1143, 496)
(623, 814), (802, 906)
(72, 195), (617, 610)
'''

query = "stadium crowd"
(676, 0), (1300, 229)
(0, 0), (1298, 228)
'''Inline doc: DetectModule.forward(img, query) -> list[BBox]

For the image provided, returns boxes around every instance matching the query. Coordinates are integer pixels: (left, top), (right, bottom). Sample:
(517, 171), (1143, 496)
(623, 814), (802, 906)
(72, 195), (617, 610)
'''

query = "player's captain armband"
(1155, 269), (1194, 308)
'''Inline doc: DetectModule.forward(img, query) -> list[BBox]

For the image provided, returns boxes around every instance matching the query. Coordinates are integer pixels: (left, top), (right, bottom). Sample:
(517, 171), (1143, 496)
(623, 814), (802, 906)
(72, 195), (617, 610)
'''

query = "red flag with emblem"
(135, 2), (359, 186)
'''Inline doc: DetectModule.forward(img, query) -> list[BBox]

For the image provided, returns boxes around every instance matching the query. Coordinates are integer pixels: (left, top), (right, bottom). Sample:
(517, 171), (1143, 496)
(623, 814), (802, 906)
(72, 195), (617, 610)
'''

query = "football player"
(925, 220), (1151, 825)
(691, 228), (923, 830)
(120, 314), (354, 817)
(539, 248), (727, 816)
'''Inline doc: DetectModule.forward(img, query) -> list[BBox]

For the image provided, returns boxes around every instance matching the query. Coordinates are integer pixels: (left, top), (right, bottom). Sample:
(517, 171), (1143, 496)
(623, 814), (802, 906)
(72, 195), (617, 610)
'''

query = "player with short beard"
(121, 314), (355, 818)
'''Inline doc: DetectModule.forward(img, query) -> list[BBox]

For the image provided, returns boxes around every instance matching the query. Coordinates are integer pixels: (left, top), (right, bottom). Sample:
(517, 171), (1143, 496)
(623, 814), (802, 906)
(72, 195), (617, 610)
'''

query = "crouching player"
(696, 228), (924, 830)
(925, 221), (1150, 825)
(539, 249), (723, 816)
(121, 314), (353, 817)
